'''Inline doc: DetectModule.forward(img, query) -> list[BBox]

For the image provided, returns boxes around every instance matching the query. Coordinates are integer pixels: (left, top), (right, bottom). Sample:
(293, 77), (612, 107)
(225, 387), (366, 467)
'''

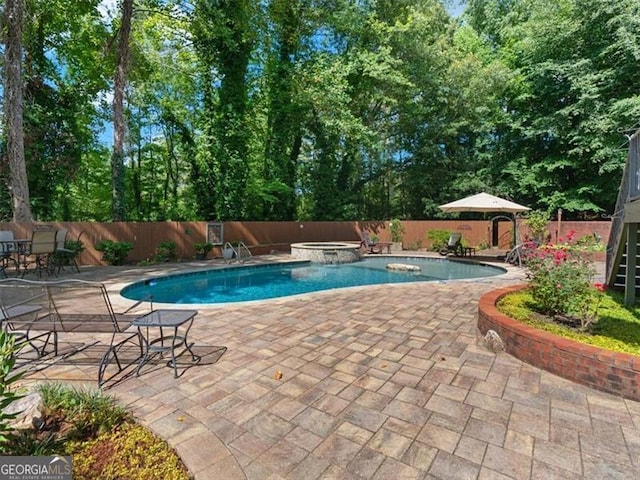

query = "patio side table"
(133, 309), (200, 378)
(462, 247), (476, 257)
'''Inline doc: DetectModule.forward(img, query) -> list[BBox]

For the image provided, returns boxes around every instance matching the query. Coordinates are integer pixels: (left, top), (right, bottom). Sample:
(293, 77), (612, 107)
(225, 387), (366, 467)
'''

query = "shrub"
(50, 238), (85, 270)
(523, 231), (597, 329)
(95, 240), (133, 266)
(193, 242), (214, 256)
(38, 384), (130, 440)
(155, 241), (177, 263)
(11, 383), (189, 478)
(497, 288), (640, 355)
(405, 240), (423, 251)
(70, 423), (190, 480)
(523, 210), (550, 243)
(0, 331), (24, 453)
(426, 230), (451, 251)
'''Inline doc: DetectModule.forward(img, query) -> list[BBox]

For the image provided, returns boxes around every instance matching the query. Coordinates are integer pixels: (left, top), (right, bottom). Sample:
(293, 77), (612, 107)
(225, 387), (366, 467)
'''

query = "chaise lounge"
(438, 232), (463, 257)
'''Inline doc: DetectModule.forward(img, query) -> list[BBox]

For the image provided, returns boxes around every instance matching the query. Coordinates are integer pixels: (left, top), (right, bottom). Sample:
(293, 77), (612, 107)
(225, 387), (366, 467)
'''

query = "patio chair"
(52, 228), (81, 274)
(0, 230), (18, 277)
(21, 229), (58, 278)
(438, 232), (463, 257)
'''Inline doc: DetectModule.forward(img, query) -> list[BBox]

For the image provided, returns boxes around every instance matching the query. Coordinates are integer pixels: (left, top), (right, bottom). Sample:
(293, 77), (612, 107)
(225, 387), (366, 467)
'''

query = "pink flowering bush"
(523, 231), (597, 325)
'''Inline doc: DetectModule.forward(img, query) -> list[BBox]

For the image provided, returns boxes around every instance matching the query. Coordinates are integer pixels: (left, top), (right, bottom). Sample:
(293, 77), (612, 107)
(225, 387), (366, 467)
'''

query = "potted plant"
(193, 242), (214, 260)
(389, 219), (404, 252)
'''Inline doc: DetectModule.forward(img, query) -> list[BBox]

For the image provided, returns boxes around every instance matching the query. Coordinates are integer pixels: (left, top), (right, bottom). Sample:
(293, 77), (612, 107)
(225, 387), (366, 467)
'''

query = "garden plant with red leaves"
(523, 231), (602, 330)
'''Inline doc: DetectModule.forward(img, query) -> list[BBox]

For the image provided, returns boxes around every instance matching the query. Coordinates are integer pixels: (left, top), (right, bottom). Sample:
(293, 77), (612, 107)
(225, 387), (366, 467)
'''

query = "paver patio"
(20, 255), (640, 479)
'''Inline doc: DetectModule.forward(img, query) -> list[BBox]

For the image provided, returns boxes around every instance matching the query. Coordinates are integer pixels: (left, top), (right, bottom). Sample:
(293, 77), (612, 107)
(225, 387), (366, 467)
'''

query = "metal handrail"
(223, 241), (252, 263)
(236, 241), (252, 262)
(606, 131), (639, 286)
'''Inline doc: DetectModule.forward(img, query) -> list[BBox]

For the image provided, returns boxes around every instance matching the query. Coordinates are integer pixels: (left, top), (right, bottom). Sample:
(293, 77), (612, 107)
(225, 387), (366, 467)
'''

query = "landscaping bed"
(478, 285), (640, 401)
(3, 383), (192, 480)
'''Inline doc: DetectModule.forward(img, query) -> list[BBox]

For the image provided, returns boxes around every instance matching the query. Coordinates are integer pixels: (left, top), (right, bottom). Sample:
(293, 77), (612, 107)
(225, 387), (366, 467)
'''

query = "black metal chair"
(52, 228), (81, 274)
(438, 232), (463, 257)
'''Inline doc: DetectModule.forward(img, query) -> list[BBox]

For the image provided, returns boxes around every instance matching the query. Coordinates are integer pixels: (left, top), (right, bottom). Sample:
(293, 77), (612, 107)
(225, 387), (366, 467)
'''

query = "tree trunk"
(4, 0), (34, 222)
(111, 0), (133, 221)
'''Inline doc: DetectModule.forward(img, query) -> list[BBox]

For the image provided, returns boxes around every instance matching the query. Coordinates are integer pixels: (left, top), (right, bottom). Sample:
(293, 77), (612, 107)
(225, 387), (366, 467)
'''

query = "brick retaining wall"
(477, 285), (640, 401)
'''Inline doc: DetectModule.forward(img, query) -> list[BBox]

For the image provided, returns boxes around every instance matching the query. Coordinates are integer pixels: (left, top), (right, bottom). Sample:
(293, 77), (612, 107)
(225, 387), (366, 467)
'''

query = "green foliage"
(19, 0), (110, 221)
(389, 219), (405, 243)
(70, 423), (190, 480)
(5, 0), (636, 222)
(426, 230), (451, 251)
(404, 240), (423, 251)
(38, 383), (130, 440)
(193, 242), (213, 256)
(8, 430), (66, 456)
(523, 210), (550, 243)
(497, 289), (640, 356)
(0, 331), (24, 453)
(155, 241), (177, 263)
(94, 240), (133, 266)
(574, 233), (605, 252)
(523, 232), (596, 324)
(468, 0), (632, 214)
(51, 238), (85, 269)
(9, 383), (190, 479)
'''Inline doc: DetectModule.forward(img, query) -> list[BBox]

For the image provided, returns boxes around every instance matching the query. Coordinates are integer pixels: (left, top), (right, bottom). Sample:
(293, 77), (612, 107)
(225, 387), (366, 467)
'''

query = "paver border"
(477, 284), (640, 401)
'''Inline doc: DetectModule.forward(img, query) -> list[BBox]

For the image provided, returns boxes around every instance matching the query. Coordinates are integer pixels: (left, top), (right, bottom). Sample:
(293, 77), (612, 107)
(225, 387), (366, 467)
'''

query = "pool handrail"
(223, 241), (252, 263)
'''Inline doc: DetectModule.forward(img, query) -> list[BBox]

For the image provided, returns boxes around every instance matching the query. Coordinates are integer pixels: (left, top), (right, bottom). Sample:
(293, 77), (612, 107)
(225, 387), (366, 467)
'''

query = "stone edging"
(477, 284), (640, 401)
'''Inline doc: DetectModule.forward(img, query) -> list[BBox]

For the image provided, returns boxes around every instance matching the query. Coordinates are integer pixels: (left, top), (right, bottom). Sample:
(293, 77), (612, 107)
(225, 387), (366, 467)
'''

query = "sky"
(447, 0), (467, 18)
(98, 0), (118, 21)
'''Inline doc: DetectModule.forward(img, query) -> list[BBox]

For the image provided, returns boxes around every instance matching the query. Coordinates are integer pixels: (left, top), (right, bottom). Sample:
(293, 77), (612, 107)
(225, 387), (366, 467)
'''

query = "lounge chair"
(359, 232), (391, 254)
(438, 232), (463, 257)
(0, 278), (150, 386)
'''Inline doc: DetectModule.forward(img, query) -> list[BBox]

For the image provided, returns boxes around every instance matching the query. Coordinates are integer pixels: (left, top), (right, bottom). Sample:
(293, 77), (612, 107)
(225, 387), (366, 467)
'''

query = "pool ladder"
(223, 241), (252, 263)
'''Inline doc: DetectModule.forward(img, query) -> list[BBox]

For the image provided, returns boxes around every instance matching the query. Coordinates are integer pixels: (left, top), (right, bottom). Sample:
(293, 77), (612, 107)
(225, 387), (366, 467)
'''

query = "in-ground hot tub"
(290, 242), (362, 264)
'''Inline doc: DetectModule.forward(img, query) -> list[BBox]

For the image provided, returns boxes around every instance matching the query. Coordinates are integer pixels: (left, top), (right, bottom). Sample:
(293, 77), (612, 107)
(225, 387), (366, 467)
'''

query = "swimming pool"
(121, 257), (505, 304)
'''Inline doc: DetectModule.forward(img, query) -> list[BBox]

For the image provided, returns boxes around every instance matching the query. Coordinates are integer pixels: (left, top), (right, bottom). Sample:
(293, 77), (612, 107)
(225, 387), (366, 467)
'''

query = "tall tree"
(466, 0), (638, 215)
(192, 0), (254, 220)
(260, 0), (309, 220)
(3, 0), (33, 221)
(112, 0), (134, 221)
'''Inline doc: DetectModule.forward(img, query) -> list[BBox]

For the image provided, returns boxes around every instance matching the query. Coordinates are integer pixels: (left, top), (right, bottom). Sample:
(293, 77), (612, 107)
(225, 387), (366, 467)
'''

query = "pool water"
(121, 257), (505, 304)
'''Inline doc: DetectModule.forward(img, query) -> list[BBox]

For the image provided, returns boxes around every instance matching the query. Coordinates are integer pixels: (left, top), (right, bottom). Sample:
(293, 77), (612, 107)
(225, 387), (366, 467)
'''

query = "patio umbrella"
(438, 192), (530, 214)
(438, 192), (530, 246)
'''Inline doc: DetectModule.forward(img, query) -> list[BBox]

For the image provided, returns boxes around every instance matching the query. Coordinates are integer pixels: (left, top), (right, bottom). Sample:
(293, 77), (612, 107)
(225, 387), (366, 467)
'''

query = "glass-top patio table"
(132, 309), (200, 378)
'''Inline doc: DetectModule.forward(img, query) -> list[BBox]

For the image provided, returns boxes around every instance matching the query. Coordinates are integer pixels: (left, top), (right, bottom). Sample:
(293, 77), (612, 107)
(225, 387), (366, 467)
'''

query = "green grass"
(497, 289), (640, 356)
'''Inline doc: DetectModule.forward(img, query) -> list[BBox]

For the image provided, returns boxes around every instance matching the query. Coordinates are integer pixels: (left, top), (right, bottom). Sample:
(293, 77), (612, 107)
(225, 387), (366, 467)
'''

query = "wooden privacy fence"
(0, 220), (611, 266)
